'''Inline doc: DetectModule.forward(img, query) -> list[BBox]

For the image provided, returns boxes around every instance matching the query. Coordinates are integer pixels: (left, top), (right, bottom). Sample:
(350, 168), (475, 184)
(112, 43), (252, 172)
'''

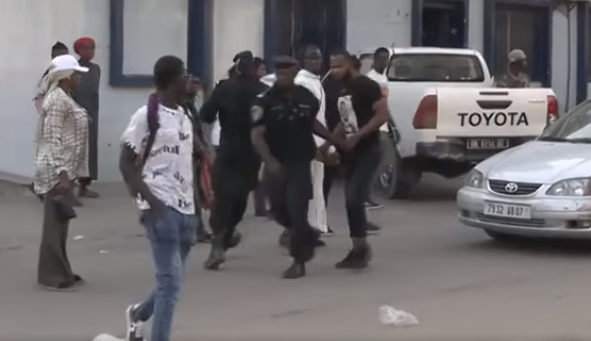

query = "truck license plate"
(467, 138), (509, 150)
(484, 202), (531, 219)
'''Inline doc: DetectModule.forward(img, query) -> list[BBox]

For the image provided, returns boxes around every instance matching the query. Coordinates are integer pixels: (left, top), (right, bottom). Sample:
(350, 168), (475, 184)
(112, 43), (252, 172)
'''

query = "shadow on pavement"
(465, 237), (591, 258)
(376, 174), (463, 203)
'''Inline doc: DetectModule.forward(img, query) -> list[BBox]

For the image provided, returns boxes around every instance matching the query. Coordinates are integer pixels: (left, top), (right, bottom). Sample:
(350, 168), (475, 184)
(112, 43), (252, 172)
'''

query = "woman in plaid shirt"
(34, 55), (90, 291)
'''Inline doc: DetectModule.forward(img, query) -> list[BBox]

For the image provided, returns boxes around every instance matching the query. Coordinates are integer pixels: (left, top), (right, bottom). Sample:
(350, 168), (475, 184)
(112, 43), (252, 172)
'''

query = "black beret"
(233, 50), (253, 62)
(274, 56), (299, 70)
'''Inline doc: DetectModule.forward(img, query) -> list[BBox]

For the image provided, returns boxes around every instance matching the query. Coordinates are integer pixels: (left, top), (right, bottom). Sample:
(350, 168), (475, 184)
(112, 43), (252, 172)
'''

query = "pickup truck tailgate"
(436, 88), (553, 137)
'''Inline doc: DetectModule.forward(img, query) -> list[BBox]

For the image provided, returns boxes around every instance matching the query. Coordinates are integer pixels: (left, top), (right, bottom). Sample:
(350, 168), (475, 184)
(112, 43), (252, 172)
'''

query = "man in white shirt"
(119, 56), (196, 341)
(295, 45), (330, 235)
(364, 47), (391, 211)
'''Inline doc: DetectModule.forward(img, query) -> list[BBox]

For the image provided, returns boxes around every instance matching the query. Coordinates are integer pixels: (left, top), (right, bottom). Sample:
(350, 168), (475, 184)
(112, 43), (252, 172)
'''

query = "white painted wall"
(346, 0), (485, 53)
(467, 0), (484, 53)
(552, 5), (578, 112)
(0, 0), (187, 183)
(212, 0), (265, 83)
(346, 0), (412, 51)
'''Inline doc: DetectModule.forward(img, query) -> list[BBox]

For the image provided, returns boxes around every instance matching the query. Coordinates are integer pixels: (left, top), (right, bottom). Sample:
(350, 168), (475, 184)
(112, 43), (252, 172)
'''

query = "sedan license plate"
(484, 202), (531, 220)
(467, 138), (509, 150)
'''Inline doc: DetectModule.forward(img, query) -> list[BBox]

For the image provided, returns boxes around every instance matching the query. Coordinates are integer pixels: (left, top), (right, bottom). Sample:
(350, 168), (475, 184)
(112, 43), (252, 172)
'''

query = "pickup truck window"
(385, 54), (484, 82)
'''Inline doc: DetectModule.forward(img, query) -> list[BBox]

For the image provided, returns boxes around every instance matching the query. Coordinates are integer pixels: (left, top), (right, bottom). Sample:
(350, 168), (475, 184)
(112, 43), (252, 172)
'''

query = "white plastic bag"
(379, 305), (419, 327)
(92, 334), (124, 341)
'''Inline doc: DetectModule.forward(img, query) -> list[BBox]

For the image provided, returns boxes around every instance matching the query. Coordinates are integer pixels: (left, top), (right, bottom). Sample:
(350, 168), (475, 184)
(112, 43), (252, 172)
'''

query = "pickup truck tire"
(374, 133), (417, 199)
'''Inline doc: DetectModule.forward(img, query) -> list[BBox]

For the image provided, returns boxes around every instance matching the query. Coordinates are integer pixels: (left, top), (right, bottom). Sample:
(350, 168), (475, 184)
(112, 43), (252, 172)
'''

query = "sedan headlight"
(546, 178), (591, 196)
(464, 169), (484, 188)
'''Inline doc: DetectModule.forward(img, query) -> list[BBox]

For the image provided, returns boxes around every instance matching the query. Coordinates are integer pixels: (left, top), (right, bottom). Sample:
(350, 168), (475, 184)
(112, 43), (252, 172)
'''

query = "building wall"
(346, 0), (412, 51)
(346, 0), (486, 52)
(212, 0), (265, 82)
(552, 5), (578, 112)
(0, 0), (188, 183)
(0, 0), (586, 183)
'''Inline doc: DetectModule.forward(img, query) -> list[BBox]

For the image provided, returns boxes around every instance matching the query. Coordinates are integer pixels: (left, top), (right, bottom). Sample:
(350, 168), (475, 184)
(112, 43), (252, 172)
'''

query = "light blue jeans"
(133, 207), (197, 341)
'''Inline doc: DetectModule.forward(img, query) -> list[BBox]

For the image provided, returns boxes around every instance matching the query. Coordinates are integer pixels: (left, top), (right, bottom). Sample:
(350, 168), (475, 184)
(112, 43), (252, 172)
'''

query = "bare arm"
(355, 97), (389, 139)
(320, 122), (345, 151)
(251, 125), (277, 165)
(118, 145), (159, 204)
(119, 107), (160, 205)
(313, 120), (342, 148)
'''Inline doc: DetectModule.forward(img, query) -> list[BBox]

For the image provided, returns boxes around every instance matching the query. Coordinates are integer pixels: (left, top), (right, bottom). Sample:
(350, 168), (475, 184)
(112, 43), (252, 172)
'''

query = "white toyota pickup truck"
(358, 47), (558, 199)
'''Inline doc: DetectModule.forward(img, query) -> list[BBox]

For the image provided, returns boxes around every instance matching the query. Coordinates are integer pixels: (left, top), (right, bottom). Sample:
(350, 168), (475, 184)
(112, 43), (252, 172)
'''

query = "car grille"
(488, 179), (542, 195)
(476, 213), (545, 228)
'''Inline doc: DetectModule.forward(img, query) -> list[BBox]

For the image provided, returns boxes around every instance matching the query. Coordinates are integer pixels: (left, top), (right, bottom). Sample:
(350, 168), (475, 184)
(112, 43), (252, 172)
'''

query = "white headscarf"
(36, 54), (88, 100)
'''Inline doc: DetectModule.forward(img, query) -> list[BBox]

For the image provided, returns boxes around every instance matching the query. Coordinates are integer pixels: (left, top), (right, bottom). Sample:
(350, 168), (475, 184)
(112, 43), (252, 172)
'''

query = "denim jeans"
(133, 207), (197, 341)
(344, 144), (381, 238)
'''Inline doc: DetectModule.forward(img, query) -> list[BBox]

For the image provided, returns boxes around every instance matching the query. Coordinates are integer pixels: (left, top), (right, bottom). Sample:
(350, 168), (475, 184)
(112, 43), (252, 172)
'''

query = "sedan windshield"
(540, 101), (591, 143)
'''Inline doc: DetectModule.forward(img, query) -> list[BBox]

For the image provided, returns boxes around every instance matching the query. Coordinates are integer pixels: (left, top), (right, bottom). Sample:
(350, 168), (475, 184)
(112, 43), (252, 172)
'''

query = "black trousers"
(344, 145), (381, 238)
(323, 165), (339, 206)
(209, 152), (260, 243)
(38, 188), (75, 287)
(268, 161), (316, 263)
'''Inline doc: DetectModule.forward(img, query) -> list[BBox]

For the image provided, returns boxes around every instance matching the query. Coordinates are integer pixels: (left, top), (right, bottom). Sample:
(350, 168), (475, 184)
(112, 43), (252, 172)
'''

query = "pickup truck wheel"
(374, 135), (416, 199)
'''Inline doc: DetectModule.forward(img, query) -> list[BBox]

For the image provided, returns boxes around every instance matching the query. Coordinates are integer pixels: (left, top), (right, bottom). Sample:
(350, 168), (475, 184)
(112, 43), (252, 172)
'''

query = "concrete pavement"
(2, 176), (591, 340)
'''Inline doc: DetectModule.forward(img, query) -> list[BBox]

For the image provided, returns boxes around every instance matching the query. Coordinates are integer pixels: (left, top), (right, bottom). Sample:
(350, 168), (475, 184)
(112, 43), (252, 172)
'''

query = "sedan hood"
(479, 141), (591, 183)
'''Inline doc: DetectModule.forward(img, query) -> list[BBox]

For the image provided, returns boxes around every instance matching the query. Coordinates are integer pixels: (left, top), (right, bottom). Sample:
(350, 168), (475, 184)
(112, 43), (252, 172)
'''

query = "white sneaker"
(125, 304), (145, 341)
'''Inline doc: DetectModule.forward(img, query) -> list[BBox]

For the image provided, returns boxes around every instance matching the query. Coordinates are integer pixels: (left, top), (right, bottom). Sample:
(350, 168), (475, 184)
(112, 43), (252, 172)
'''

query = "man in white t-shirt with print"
(364, 47), (390, 211)
(119, 55), (196, 341)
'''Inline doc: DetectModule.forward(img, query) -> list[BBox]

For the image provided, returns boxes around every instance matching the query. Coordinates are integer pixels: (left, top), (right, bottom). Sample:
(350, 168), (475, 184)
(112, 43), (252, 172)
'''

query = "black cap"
(52, 41), (67, 50)
(274, 56), (299, 70)
(233, 50), (253, 63)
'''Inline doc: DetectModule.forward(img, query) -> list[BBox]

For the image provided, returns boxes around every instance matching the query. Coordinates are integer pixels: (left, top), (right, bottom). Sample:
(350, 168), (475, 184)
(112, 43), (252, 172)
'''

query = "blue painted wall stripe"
(263, 0), (278, 71)
(187, 0), (211, 89)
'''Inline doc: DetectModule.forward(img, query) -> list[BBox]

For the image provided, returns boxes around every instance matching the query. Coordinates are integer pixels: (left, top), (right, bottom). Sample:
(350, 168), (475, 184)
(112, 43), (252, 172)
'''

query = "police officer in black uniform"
(251, 57), (344, 279)
(200, 51), (269, 270)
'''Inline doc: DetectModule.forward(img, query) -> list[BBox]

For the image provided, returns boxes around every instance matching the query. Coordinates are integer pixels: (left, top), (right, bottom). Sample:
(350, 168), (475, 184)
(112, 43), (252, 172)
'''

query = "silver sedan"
(457, 100), (591, 240)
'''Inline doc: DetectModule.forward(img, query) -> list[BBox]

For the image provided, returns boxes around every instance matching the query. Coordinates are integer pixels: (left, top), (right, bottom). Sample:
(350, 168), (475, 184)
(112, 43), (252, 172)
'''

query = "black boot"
(278, 229), (290, 248)
(224, 230), (242, 250)
(196, 226), (212, 244)
(312, 229), (326, 247)
(335, 238), (373, 269)
(282, 261), (306, 279)
(204, 234), (226, 270)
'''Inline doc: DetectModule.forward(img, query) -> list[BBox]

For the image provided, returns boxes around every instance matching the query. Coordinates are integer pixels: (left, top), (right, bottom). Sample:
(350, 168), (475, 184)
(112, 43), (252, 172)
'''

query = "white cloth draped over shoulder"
(296, 70), (329, 232)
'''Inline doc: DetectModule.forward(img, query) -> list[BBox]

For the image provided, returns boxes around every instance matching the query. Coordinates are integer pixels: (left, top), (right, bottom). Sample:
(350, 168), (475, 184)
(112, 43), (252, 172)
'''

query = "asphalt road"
(1, 176), (591, 340)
